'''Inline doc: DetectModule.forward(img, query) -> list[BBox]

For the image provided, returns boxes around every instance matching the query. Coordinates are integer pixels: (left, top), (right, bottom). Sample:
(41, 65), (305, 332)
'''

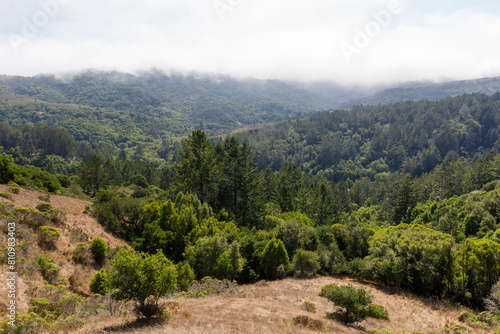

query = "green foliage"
(368, 224), (454, 297)
(7, 181), (20, 194)
(319, 283), (388, 325)
(78, 155), (108, 196)
(36, 255), (60, 284)
(175, 129), (215, 203)
(260, 238), (290, 280)
(39, 226), (61, 249)
(184, 234), (244, 280)
(0, 153), (27, 185)
(89, 269), (110, 295)
(176, 262), (196, 292)
(454, 238), (500, 307)
(109, 248), (177, 318)
(0, 192), (13, 200)
(90, 237), (108, 264)
(25, 166), (61, 193)
(292, 249), (320, 278)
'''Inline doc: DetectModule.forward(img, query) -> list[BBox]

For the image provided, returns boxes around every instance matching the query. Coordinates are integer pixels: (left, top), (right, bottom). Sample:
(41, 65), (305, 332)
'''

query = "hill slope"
(0, 71), (333, 137)
(0, 185), (127, 314)
(345, 76), (500, 106)
(69, 277), (485, 334)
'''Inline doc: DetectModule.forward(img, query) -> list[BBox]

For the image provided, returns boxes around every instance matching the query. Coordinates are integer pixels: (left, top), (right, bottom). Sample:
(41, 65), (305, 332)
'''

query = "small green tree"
(319, 284), (388, 325)
(109, 248), (177, 318)
(89, 269), (110, 295)
(90, 237), (108, 264)
(260, 238), (290, 280)
(292, 249), (320, 278)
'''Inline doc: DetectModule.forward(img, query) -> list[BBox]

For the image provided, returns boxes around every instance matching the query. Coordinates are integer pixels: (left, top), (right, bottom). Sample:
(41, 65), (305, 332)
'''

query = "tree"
(90, 237), (108, 264)
(393, 175), (418, 224)
(319, 284), (388, 325)
(260, 238), (290, 280)
(175, 129), (216, 203)
(109, 248), (177, 318)
(79, 154), (108, 196)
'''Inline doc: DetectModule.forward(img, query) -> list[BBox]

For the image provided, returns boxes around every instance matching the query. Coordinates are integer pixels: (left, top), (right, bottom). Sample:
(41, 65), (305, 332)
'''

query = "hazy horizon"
(1, 0), (500, 86)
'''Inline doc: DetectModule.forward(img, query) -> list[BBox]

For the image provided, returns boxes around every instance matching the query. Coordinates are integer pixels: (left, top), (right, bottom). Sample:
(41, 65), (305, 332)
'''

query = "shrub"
(38, 194), (50, 202)
(36, 255), (60, 284)
(8, 181), (20, 194)
(39, 226), (60, 249)
(301, 301), (317, 313)
(292, 249), (320, 278)
(90, 237), (108, 264)
(319, 283), (389, 325)
(89, 269), (110, 295)
(36, 202), (53, 212)
(0, 192), (13, 200)
(72, 242), (90, 264)
(292, 315), (324, 330)
(173, 277), (242, 299)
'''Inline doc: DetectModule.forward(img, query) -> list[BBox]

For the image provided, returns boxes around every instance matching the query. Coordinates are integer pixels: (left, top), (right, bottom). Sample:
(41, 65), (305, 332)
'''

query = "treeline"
(235, 93), (500, 181)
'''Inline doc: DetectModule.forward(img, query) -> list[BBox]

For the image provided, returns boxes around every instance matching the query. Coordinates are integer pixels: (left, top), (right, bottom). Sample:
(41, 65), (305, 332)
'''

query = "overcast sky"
(1, 0), (500, 85)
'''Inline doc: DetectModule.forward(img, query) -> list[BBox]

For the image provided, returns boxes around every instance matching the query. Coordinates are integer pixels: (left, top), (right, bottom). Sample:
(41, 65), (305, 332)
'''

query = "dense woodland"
(2, 77), (500, 325)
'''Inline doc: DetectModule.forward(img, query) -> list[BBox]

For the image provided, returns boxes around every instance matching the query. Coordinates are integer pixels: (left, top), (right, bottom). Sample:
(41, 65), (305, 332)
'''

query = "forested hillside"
(0, 71), (332, 136)
(345, 76), (500, 107)
(235, 92), (500, 180)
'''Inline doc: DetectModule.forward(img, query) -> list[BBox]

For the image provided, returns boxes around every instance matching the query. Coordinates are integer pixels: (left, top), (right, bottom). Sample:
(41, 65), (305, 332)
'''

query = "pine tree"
(175, 129), (216, 203)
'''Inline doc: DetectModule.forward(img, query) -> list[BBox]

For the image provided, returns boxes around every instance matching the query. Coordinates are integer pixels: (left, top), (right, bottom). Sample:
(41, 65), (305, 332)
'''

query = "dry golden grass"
(0, 185), (128, 313)
(67, 277), (492, 334)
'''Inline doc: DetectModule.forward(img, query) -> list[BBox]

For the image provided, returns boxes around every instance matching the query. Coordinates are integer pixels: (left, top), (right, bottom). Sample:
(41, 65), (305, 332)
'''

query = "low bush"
(39, 226), (60, 249)
(301, 301), (317, 313)
(292, 315), (324, 331)
(72, 242), (90, 264)
(36, 202), (53, 213)
(7, 181), (20, 194)
(0, 192), (13, 200)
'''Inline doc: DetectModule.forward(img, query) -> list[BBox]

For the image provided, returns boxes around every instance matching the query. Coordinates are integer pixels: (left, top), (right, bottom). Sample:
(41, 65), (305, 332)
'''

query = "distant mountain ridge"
(342, 76), (500, 107)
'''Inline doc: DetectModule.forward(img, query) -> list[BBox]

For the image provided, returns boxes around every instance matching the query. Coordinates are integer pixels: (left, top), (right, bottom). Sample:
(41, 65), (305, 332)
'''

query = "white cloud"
(0, 0), (499, 85)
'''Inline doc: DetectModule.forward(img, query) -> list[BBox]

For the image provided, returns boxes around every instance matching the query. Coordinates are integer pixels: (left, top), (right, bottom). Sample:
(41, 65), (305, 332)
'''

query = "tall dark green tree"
(393, 175), (418, 225)
(175, 129), (216, 203)
(79, 154), (108, 196)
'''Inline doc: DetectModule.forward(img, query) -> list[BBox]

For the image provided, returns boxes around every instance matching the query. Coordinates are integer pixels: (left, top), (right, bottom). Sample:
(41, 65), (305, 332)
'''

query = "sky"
(1, 0), (500, 86)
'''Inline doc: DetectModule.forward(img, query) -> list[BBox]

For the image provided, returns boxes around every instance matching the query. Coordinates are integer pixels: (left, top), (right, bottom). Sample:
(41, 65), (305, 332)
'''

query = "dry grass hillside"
(0, 184), (127, 314)
(68, 277), (493, 334)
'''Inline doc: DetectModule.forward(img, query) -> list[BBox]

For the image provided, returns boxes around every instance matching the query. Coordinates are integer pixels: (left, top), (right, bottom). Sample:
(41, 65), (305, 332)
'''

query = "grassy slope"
(0, 185), (127, 314)
(71, 277), (485, 334)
